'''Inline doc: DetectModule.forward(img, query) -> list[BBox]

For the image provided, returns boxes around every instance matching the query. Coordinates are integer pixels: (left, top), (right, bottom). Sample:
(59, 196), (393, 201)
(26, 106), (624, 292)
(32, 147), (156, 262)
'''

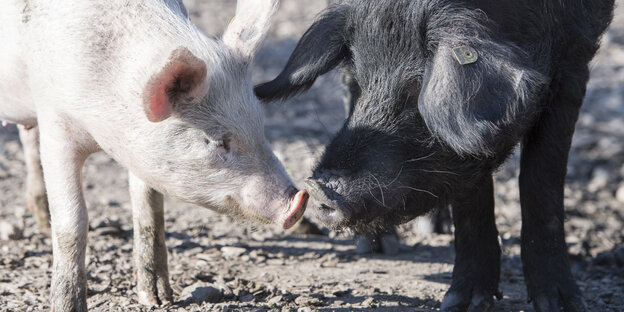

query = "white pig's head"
(133, 0), (307, 229)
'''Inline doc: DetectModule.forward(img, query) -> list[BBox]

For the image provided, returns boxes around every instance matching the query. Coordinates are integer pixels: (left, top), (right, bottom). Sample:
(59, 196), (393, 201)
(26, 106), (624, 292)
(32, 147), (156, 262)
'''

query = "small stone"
(95, 226), (122, 236)
(294, 295), (323, 307)
(588, 167), (609, 193)
(297, 308), (312, 312)
(182, 284), (223, 303)
(221, 246), (246, 258)
(615, 184), (624, 203)
(362, 297), (379, 308)
(238, 292), (254, 302)
(267, 295), (282, 305)
(251, 232), (266, 242)
(332, 288), (352, 297)
(0, 221), (23, 240)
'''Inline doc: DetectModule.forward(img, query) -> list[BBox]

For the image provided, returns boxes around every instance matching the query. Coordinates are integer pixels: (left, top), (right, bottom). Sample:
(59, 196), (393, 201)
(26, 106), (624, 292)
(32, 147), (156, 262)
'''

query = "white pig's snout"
(281, 188), (309, 230)
(239, 177), (308, 229)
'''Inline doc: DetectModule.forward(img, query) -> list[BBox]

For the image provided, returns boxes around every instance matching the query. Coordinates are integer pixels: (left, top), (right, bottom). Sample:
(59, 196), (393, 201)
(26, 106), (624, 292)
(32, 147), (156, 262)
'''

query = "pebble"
(362, 297), (379, 308)
(615, 183), (624, 203)
(0, 221), (23, 241)
(182, 283), (223, 303)
(588, 167), (610, 193)
(221, 246), (246, 258)
(238, 292), (254, 302)
(332, 288), (352, 297)
(267, 295), (282, 305)
(294, 295), (323, 307)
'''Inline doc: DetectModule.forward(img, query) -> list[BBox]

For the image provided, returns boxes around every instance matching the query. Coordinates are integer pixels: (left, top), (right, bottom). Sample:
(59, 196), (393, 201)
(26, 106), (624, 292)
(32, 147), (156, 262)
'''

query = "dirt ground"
(1, 1), (623, 311)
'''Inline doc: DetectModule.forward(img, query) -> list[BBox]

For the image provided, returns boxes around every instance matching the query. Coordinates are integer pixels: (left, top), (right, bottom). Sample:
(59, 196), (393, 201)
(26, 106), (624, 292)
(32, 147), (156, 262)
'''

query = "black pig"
(256, 0), (614, 311)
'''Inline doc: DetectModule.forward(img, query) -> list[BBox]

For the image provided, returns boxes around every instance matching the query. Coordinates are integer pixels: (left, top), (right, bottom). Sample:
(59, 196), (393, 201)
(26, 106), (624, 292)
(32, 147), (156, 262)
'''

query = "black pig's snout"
(304, 177), (350, 227)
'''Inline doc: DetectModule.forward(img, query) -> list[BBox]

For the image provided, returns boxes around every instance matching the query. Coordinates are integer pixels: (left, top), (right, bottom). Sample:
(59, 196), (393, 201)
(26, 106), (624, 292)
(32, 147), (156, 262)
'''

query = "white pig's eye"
(215, 138), (230, 152)
(204, 133), (231, 154)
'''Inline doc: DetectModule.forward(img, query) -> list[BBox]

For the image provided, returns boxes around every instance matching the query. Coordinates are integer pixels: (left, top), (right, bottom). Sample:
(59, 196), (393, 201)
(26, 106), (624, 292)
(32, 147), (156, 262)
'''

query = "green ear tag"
(452, 45), (478, 65)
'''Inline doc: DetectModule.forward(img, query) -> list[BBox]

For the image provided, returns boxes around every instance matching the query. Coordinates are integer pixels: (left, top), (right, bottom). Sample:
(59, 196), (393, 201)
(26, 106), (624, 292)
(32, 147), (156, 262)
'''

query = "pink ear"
(143, 47), (207, 122)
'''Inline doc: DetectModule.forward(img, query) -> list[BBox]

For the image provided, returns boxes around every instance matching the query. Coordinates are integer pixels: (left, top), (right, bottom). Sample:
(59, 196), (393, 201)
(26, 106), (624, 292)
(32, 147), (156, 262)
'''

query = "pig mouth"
(305, 178), (418, 232)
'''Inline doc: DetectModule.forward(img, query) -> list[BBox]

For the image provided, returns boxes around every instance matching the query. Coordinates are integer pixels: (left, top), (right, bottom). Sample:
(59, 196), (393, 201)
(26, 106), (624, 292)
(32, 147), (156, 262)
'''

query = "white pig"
(0, 0), (309, 311)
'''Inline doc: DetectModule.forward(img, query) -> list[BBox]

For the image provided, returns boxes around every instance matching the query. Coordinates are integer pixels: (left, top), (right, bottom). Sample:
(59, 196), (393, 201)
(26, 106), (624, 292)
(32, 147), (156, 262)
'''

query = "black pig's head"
(256, 0), (547, 232)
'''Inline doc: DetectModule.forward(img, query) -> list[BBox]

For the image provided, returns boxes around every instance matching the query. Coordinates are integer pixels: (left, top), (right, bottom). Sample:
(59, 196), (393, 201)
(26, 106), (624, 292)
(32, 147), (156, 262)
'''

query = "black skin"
(255, 0), (614, 311)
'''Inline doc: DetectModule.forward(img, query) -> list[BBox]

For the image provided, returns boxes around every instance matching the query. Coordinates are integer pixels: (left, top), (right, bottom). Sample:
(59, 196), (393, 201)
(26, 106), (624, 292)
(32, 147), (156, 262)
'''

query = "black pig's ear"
(254, 5), (349, 102)
(418, 14), (546, 156)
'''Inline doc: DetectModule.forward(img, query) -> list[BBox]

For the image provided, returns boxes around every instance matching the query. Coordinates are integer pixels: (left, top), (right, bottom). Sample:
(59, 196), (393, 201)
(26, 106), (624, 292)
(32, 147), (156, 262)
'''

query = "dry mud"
(1, 1), (623, 311)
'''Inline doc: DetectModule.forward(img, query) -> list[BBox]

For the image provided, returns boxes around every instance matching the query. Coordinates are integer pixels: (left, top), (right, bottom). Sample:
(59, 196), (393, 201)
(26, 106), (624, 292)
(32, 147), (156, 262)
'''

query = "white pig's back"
(0, 0), (38, 126)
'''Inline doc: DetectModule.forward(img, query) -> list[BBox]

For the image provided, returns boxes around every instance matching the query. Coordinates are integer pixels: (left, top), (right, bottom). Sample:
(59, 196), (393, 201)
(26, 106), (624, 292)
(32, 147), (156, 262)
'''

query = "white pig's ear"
(222, 0), (279, 61)
(142, 47), (207, 123)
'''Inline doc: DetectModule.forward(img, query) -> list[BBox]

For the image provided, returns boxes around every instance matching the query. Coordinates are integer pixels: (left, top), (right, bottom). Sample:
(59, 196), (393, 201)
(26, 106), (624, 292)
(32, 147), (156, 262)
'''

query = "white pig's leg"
(129, 172), (172, 306)
(18, 125), (51, 235)
(38, 118), (95, 312)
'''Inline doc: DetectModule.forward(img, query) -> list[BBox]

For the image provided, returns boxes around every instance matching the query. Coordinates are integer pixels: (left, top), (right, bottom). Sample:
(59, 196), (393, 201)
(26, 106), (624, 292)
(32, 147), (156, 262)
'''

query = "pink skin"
(282, 190), (309, 229)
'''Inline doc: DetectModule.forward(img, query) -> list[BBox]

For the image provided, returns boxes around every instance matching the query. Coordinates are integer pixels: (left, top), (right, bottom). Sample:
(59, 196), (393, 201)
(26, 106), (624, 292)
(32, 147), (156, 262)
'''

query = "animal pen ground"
(1, 1), (623, 311)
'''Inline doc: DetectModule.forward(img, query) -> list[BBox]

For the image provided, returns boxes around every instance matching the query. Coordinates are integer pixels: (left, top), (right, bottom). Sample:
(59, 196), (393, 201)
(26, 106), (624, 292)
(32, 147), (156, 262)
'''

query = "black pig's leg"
(519, 90), (587, 312)
(441, 175), (500, 312)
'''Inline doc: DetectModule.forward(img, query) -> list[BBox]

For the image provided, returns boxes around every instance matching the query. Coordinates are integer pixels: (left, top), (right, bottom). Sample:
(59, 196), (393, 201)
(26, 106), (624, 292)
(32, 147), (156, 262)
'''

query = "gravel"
(0, 1), (622, 311)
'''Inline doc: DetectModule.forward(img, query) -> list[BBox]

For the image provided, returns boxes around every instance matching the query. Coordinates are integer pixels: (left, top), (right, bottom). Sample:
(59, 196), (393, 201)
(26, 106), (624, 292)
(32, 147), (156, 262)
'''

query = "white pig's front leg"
(129, 172), (172, 306)
(38, 117), (95, 312)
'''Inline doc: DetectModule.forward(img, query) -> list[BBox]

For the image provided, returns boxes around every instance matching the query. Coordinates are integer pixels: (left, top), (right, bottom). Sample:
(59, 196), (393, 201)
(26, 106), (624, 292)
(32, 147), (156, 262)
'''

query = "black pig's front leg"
(441, 175), (501, 312)
(519, 90), (587, 312)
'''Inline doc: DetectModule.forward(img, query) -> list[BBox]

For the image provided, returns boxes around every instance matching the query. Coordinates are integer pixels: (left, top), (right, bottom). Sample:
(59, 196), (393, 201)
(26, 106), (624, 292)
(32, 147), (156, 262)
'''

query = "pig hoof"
(355, 233), (380, 254)
(355, 229), (400, 255)
(135, 274), (173, 306)
(137, 290), (160, 306)
(137, 287), (173, 307)
(530, 291), (587, 312)
(379, 233), (400, 255)
(440, 291), (496, 312)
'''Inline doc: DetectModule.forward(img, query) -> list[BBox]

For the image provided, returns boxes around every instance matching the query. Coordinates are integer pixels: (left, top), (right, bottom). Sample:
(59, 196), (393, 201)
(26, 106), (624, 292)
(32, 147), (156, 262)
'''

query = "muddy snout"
(281, 188), (309, 230)
(304, 178), (349, 227)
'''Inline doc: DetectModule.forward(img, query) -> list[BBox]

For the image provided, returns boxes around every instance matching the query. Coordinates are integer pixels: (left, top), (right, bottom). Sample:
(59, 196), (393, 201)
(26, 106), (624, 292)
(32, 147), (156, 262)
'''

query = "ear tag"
(452, 45), (478, 65)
